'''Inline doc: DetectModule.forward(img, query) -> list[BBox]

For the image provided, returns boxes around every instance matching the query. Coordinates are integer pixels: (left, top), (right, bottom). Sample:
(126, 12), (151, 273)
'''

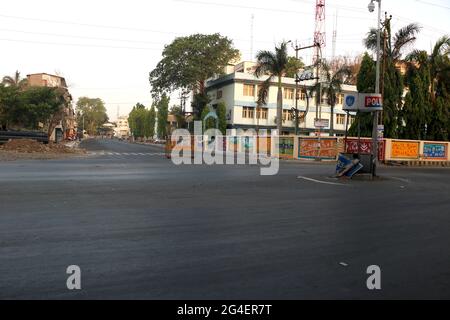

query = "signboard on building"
(278, 137), (294, 158)
(343, 93), (383, 112)
(314, 119), (329, 128)
(423, 143), (447, 160)
(391, 141), (420, 159)
(345, 138), (385, 161)
(343, 93), (358, 111)
(299, 138), (337, 160)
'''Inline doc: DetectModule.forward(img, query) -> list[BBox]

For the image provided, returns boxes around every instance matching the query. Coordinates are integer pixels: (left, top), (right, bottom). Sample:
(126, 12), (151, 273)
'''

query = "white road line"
(390, 176), (411, 183)
(297, 176), (349, 186)
(123, 153), (130, 155)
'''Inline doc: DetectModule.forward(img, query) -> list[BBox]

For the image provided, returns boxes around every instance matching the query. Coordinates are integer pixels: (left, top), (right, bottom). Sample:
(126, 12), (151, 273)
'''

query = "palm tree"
(2, 70), (28, 90)
(363, 19), (421, 138)
(405, 35), (450, 140)
(407, 35), (450, 102)
(364, 22), (421, 63)
(255, 42), (289, 135)
(310, 61), (352, 136)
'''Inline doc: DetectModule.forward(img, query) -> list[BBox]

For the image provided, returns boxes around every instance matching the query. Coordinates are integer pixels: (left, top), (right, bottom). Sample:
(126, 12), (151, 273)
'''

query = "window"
(242, 107), (255, 119)
(337, 94), (344, 105)
(282, 109), (293, 121)
(300, 89), (306, 101)
(336, 114), (345, 125)
(349, 115), (356, 125)
(284, 88), (294, 100)
(243, 84), (255, 97)
(256, 107), (268, 119)
(217, 90), (223, 99)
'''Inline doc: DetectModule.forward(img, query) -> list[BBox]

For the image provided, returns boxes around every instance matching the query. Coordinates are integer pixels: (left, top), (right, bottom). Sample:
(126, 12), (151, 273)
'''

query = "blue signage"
(423, 143), (446, 159)
(345, 95), (356, 107)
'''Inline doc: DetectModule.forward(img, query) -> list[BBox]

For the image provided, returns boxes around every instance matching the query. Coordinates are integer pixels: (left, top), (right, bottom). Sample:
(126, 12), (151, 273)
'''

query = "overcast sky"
(1, 0), (449, 120)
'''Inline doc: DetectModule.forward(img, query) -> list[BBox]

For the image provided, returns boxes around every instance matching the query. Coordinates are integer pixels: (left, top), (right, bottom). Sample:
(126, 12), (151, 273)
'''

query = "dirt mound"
(0, 139), (80, 153)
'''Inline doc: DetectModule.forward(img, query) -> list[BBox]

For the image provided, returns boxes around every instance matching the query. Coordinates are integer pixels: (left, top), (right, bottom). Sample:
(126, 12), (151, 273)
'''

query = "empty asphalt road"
(1, 138), (449, 299)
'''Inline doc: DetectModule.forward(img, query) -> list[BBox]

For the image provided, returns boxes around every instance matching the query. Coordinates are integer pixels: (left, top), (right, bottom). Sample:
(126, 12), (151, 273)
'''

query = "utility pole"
(292, 42), (317, 136)
(369, 0), (382, 178)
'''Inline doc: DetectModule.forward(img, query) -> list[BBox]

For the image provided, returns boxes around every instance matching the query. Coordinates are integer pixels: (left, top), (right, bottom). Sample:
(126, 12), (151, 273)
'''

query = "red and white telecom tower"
(313, 0), (326, 63)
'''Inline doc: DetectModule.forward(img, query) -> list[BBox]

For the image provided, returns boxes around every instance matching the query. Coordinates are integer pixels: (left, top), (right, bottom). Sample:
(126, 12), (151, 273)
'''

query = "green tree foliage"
(145, 104), (156, 138)
(201, 106), (216, 131)
(0, 84), (64, 132)
(1, 70), (28, 90)
(309, 59), (352, 136)
(216, 102), (227, 134)
(400, 51), (431, 140)
(76, 97), (108, 135)
(285, 56), (305, 78)
(351, 20), (421, 138)
(128, 103), (147, 139)
(170, 105), (186, 129)
(128, 103), (158, 139)
(156, 94), (169, 139)
(255, 41), (290, 135)
(191, 92), (210, 119)
(348, 53), (375, 137)
(405, 36), (450, 141)
(149, 33), (240, 100)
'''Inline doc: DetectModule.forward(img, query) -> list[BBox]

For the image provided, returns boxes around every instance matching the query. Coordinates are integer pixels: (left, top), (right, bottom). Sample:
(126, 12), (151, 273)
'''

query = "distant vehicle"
(154, 138), (166, 144)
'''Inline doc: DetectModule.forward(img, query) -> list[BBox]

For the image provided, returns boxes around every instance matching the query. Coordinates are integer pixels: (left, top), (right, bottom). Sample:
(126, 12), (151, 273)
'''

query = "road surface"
(0, 138), (449, 299)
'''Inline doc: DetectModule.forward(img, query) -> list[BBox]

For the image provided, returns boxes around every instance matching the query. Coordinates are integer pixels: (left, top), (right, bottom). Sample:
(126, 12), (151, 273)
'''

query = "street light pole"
(369, 0), (381, 177)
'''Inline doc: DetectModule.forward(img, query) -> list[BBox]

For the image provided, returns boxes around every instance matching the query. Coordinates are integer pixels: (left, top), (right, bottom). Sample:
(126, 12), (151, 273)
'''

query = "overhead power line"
(415, 0), (450, 10)
(0, 38), (163, 50)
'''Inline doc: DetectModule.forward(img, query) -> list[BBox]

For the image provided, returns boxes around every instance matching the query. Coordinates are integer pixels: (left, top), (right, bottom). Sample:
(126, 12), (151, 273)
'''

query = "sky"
(1, 0), (449, 121)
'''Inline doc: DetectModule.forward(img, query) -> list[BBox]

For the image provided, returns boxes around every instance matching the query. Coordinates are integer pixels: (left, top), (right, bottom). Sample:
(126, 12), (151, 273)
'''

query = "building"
(27, 73), (75, 141)
(114, 116), (130, 139)
(205, 61), (357, 136)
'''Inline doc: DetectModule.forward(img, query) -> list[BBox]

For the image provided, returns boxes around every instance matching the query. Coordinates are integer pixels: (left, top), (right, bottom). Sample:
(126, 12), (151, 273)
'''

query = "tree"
(255, 41), (290, 135)
(0, 84), (64, 133)
(401, 51), (431, 140)
(170, 105), (186, 129)
(201, 106), (215, 131)
(149, 33), (240, 117)
(311, 60), (352, 136)
(285, 56), (304, 78)
(362, 19), (421, 138)
(349, 53), (376, 137)
(156, 94), (169, 139)
(147, 105), (156, 138)
(76, 97), (108, 135)
(404, 35), (450, 140)
(128, 103), (147, 139)
(330, 55), (362, 85)
(2, 70), (28, 90)
(216, 102), (227, 135)
(191, 92), (210, 120)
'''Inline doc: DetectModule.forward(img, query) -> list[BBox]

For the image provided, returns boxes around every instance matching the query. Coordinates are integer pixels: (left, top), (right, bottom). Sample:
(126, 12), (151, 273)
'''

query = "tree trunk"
(277, 77), (283, 136)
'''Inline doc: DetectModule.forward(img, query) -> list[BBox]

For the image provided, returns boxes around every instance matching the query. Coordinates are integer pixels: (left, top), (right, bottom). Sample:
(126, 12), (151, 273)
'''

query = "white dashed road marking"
(297, 176), (349, 186)
(88, 152), (164, 156)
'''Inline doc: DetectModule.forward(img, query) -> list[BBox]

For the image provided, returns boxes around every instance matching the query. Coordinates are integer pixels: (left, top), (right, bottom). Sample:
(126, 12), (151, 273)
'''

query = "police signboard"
(362, 94), (383, 111)
(343, 93), (358, 111)
(343, 93), (383, 112)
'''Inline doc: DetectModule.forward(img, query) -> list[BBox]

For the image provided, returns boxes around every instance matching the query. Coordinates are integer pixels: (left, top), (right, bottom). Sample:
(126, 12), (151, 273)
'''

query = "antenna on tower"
(116, 105), (120, 120)
(313, 0), (326, 64)
(250, 14), (255, 61)
(332, 9), (338, 61)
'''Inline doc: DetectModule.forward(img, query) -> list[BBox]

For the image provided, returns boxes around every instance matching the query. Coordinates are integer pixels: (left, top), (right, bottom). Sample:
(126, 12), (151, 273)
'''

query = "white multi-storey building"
(205, 61), (358, 136)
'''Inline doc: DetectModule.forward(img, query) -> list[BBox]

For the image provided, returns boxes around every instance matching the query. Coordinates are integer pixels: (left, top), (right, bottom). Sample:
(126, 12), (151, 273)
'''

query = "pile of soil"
(0, 139), (81, 154)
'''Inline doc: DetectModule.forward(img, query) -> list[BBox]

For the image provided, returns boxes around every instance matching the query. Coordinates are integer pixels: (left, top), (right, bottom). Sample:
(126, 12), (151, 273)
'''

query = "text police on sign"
(343, 93), (383, 112)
